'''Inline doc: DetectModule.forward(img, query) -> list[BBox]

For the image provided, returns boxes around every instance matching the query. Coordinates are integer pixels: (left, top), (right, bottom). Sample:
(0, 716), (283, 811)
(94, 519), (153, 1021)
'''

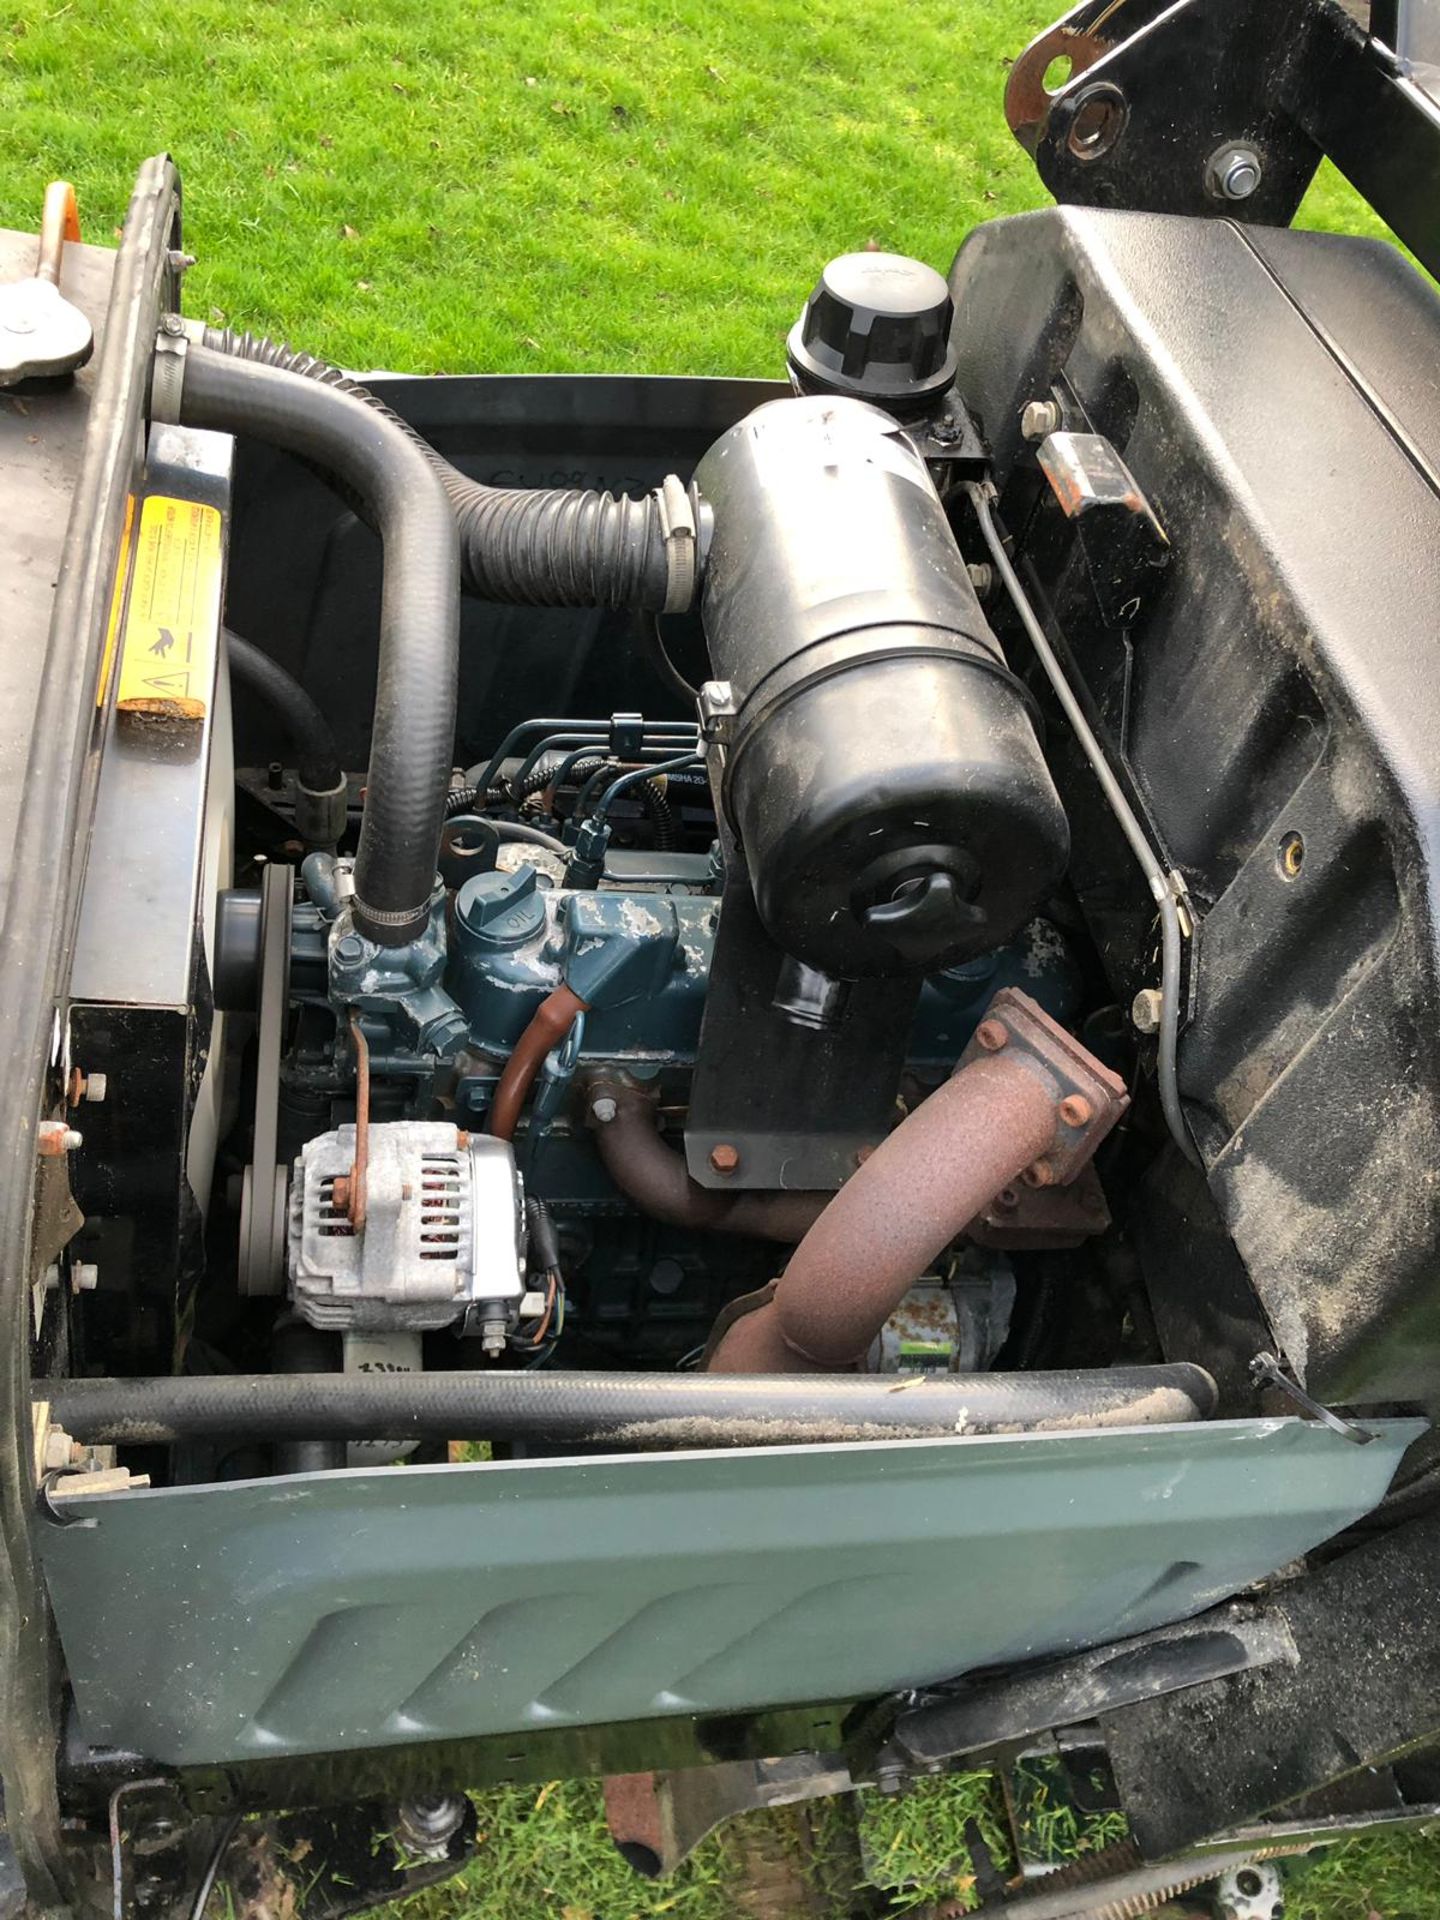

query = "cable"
(444, 813), (571, 860)
(190, 1815), (242, 1920)
(642, 611), (701, 703)
(589, 752), (704, 824)
(967, 482), (1200, 1168)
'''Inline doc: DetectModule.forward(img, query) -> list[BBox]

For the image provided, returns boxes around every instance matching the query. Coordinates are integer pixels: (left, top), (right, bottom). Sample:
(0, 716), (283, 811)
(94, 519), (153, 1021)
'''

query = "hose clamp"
(656, 474), (700, 613)
(150, 313), (189, 423)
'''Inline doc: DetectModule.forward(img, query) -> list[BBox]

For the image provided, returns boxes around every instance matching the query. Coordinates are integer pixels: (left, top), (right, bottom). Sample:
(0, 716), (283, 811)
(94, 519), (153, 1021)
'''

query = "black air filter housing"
(694, 396), (1067, 979)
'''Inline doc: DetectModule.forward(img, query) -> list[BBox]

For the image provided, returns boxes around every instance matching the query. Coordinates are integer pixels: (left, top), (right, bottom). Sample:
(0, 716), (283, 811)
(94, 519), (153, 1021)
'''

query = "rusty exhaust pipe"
(589, 1081), (827, 1243)
(708, 990), (1128, 1373)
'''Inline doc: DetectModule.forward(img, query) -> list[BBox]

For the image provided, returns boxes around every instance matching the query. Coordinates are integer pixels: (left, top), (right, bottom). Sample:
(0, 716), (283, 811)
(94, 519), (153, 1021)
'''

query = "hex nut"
(1205, 143), (1263, 201)
(1021, 397), (1063, 442)
(82, 1072), (108, 1103)
(1131, 986), (1164, 1035)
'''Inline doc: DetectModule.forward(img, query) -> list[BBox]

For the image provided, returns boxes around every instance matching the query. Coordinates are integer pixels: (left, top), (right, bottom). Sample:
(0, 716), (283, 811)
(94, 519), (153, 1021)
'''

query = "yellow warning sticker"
(95, 493), (136, 708)
(115, 494), (222, 724)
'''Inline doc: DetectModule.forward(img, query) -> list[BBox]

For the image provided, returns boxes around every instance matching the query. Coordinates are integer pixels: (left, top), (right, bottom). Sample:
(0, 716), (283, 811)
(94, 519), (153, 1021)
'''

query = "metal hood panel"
(40, 1416), (1423, 1767)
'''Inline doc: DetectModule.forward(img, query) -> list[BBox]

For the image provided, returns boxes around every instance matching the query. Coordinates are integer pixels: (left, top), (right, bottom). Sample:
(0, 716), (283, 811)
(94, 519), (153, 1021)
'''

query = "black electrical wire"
(642, 611), (701, 704)
(445, 813), (571, 859)
(190, 1816), (242, 1920)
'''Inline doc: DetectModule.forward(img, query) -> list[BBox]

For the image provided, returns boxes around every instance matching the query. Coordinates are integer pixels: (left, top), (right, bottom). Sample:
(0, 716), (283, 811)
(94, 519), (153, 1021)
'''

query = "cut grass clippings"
(1, 1), (1435, 1912)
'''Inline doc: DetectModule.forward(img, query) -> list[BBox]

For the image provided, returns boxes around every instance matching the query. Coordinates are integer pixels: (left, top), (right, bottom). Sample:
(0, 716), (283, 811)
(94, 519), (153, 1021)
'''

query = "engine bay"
(10, 62), (1440, 1897)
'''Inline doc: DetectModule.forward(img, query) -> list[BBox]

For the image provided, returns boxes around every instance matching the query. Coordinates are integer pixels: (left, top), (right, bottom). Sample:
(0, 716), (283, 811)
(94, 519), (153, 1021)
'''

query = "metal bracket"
(1250, 1350), (1377, 1444)
(1034, 430), (1169, 628)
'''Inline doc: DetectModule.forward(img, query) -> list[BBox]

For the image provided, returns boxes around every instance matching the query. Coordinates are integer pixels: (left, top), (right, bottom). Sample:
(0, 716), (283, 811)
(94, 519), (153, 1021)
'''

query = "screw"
(70, 1263), (99, 1295)
(590, 1095), (618, 1125)
(1023, 1157), (1055, 1188)
(709, 1142), (741, 1176)
(1131, 986), (1164, 1035)
(1058, 1094), (1092, 1128)
(1206, 143), (1263, 201)
(160, 311), (185, 337)
(1021, 397), (1062, 442)
(975, 1019), (1008, 1052)
(37, 1122), (82, 1158)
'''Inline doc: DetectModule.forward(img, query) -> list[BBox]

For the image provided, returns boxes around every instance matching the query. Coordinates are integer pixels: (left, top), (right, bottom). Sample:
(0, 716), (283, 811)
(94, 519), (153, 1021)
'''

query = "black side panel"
(948, 208), (1440, 1405)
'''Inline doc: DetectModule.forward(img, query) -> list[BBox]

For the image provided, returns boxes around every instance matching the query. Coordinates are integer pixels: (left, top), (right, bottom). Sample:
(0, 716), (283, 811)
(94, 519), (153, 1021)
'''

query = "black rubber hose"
(525, 1195), (561, 1275)
(200, 327), (688, 611)
(225, 629), (342, 793)
(180, 344), (459, 945)
(36, 1364), (1216, 1450)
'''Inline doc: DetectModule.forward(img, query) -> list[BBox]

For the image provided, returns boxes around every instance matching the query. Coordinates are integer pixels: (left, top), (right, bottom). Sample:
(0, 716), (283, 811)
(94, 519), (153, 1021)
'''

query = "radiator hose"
(197, 327), (702, 612)
(225, 629), (346, 846)
(178, 344), (458, 945)
(36, 1364), (1217, 1450)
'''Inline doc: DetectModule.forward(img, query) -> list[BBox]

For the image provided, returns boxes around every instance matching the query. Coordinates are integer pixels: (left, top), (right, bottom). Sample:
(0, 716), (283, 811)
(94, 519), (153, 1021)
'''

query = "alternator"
(288, 1121), (525, 1335)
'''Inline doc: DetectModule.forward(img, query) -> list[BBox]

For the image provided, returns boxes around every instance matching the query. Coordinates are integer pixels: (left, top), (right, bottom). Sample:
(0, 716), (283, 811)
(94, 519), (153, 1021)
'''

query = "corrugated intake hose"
(36, 1364), (1217, 1450)
(198, 326), (699, 611)
(179, 344), (459, 944)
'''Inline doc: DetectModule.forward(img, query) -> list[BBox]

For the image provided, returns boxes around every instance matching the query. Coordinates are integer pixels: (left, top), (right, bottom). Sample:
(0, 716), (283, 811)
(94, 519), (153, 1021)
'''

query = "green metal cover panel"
(40, 1417), (1423, 1767)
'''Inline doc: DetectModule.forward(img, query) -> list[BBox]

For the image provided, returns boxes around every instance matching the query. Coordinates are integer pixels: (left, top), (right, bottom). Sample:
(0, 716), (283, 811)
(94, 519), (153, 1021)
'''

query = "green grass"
(3, 2), (1437, 1913)
(0, 0), (1396, 380)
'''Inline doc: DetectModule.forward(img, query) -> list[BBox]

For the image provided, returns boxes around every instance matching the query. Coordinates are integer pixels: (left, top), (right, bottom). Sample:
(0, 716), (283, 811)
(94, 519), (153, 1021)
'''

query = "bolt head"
(709, 1142), (741, 1176)
(975, 1019), (1009, 1052)
(1058, 1093), (1093, 1128)
(1021, 398), (1062, 442)
(37, 1122), (81, 1157)
(1131, 986), (1164, 1035)
(590, 1095), (618, 1125)
(335, 932), (365, 964)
